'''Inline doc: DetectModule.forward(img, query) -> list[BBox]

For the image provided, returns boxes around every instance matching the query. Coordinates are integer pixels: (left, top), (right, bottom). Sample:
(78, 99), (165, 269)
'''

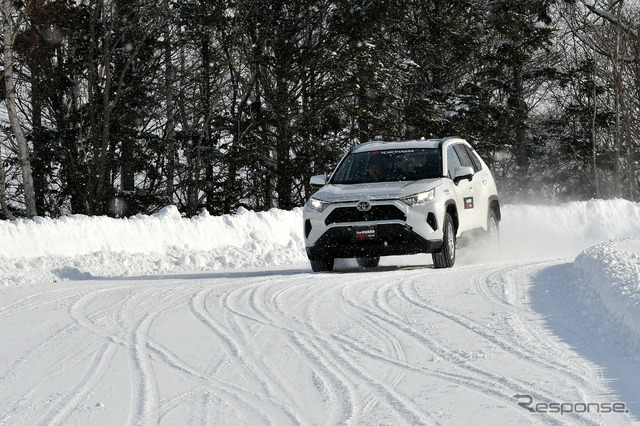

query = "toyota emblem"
(356, 201), (371, 212)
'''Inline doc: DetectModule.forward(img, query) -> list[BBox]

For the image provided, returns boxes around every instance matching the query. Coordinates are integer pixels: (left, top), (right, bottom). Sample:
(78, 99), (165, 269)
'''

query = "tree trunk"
(612, 7), (623, 198)
(117, 0), (135, 202)
(618, 73), (634, 200)
(590, 59), (600, 198)
(612, 66), (622, 198)
(631, 30), (640, 201)
(165, 31), (176, 204)
(2, 0), (37, 218)
(513, 65), (529, 197)
(0, 154), (14, 220)
(200, 34), (211, 214)
(29, 48), (47, 215)
(86, 0), (103, 215)
(276, 124), (292, 209)
(96, 0), (114, 215)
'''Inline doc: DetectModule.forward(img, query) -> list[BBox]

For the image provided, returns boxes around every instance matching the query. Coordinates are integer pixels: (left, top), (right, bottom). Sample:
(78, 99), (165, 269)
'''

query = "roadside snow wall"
(499, 198), (640, 260)
(0, 206), (306, 285)
(573, 239), (640, 349)
(2, 199), (640, 285)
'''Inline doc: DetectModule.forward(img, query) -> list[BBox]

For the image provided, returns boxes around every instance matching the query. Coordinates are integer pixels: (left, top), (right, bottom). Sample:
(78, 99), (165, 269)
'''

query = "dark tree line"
(1, 0), (639, 219)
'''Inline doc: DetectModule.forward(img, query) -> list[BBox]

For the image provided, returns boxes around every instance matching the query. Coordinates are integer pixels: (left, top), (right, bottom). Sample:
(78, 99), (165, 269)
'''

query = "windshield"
(330, 148), (442, 184)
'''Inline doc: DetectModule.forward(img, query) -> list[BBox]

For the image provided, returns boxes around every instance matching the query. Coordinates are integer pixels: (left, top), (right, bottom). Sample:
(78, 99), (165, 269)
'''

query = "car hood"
(313, 179), (443, 202)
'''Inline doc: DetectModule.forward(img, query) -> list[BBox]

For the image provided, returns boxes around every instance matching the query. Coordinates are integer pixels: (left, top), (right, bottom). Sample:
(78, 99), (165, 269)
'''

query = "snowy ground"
(1, 199), (639, 424)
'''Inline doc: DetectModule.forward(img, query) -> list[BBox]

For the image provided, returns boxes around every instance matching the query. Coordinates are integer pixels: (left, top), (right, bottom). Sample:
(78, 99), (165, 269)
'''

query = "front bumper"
(303, 199), (445, 259)
(305, 223), (443, 258)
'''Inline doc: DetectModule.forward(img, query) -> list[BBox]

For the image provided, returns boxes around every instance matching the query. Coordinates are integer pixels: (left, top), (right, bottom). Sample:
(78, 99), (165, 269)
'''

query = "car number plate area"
(354, 226), (377, 240)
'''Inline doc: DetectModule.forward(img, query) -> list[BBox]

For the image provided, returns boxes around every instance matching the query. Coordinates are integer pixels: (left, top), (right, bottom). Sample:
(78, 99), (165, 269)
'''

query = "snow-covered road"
(1, 200), (640, 424)
(0, 258), (637, 425)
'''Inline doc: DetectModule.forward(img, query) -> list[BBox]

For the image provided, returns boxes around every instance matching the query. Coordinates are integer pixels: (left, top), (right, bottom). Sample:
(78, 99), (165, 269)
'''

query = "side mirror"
(453, 166), (474, 184)
(310, 174), (328, 188)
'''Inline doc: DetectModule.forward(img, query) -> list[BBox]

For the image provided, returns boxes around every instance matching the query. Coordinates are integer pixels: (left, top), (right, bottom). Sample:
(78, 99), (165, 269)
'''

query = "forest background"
(1, 0), (639, 219)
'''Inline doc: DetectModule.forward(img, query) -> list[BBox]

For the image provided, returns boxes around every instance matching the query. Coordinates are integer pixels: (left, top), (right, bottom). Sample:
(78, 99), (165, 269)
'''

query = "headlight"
(401, 188), (435, 206)
(308, 197), (331, 212)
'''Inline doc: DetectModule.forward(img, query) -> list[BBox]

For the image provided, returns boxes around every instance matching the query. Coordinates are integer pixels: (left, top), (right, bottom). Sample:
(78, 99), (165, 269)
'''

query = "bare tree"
(582, 0), (639, 200)
(2, 0), (37, 217)
(164, 27), (176, 204)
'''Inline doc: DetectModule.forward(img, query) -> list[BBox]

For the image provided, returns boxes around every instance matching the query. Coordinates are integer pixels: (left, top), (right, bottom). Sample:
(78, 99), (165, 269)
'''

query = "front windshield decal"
(371, 149), (416, 155)
(330, 148), (441, 185)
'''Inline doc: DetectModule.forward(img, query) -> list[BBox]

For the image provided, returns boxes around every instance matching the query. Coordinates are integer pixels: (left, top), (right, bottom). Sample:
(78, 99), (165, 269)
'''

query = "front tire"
(432, 213), (456, 268)
(310, 257), (334, 272)
(356, 256), (380, 268)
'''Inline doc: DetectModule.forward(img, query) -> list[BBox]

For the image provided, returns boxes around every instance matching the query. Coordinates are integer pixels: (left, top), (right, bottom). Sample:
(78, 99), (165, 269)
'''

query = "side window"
(463, 145), (483, 172)
(453, 144), (474, 168)
(446, 146), (463, 179)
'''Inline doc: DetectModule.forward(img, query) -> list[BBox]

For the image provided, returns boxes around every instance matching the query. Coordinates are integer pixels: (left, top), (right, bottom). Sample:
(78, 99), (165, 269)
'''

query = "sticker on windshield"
(373, 149), (416, 155)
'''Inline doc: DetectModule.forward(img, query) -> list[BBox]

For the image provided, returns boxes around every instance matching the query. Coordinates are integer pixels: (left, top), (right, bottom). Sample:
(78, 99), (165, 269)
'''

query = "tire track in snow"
(69, 288), (133, 346)
(0, 288), (116, 425)
(234, 273), (406, 423)
(219, 273), (383, 424)
(189, 283), (303, 425)
(2, 262), (615, 425)
(339, 269), (597, 425)
(147, 340), (271, 425)
(48, 281), (193, 425)
(395, 266), (595, 390)
(41, 342), (118, 426)
(260, 274), (436, 424)
(358, 275), (527, 403)
(266, 277), (364, 424)
(34, 288), (137, 425)
(469, 262), (601, 389)
(0, 321), (79, 394)
(215, 278), (323, 421)
(251, 274), (391, 424)
(330, 279), (411, 416)
(118, 284), (196, 425)
(333, 274), (507, 401)
(31, 285), (177, 425)
(0, 288), (79, 321)
(0, 333), (106, 425)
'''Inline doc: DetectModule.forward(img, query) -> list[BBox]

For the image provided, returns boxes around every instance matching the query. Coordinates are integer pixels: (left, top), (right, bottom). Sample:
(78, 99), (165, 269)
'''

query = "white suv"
(303, 137), (500, 271)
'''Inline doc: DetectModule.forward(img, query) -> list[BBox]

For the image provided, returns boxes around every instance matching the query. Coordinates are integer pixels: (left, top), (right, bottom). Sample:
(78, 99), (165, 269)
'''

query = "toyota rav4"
(303, 137), (500, 271)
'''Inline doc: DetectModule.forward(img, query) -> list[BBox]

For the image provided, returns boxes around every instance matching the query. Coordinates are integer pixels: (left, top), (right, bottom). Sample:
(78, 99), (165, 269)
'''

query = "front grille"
(325, 205), (406, 225)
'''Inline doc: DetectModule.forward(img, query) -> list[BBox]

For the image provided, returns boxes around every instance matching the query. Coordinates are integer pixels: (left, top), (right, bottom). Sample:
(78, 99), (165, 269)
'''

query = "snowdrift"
(573, 239), (640, 354)
(0, 206), (307, 285)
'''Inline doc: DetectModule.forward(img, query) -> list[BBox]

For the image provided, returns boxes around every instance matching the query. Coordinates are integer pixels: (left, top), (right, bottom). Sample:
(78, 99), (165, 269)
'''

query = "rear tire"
(432, 213), (456, 268)
(310, 257), (334, 272)
(356, 256), (380, 268)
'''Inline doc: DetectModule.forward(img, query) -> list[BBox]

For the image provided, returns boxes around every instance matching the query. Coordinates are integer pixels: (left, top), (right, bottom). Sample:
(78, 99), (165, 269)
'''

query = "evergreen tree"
(480, 0), (557, 198)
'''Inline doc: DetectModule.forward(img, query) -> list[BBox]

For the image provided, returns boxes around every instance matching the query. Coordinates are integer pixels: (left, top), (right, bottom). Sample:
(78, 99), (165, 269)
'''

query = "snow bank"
(499, 198), (640, 260)
(0, 206), (307, 285)
(573, 239), (640, 355)
(0, 206), (302, 259)
(2, 198), (640, 286)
